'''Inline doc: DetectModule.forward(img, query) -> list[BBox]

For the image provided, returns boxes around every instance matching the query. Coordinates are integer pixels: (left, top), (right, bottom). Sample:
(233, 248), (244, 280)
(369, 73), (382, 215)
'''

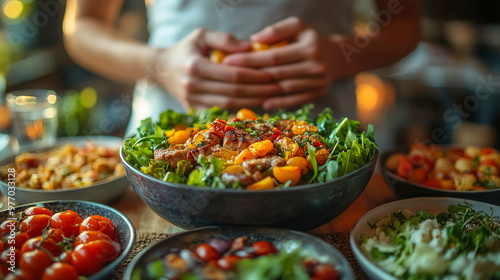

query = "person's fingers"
(186, 56), (275, 83)
(186, 94), (265, 109)
(278, 78), (328, 94)
(251, 17), (307, 44)
(262, 60), (326, 80)
(222, 43), (309, 67)
(199, 29), (251, 53)
(184, 77), (282, 97)
(263, 90), (328, 110)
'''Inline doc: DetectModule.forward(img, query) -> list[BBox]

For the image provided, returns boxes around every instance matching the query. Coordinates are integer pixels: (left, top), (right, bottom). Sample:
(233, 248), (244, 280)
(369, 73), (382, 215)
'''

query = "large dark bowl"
(380, 145), (500, 205)
(124, 226), (354, 280)
(0, 200), (136, 280)
(120, 146), (377, 231)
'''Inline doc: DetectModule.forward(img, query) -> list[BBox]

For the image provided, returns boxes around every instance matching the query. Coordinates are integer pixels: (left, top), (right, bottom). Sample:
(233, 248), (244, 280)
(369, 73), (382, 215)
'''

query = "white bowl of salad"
(350, 197), (500, 280)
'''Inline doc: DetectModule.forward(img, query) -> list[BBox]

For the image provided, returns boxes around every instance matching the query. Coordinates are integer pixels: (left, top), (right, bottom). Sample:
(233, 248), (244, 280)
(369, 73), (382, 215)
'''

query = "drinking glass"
(6, 89), (58, 151)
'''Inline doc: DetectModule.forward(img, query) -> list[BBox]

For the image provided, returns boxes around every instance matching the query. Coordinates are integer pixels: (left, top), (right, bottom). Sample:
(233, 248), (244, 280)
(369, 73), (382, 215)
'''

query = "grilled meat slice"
(154, 145), (193, 167)
(222, 171), (263, 186)
(223, 129), (273, 152)
(242, 156), (285, 174)
(155, 144), (238, 168)
(187, 130), (222, 148)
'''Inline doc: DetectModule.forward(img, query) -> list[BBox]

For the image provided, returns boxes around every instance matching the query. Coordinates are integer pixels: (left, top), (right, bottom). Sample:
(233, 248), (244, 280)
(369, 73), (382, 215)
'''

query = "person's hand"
(154, 28), (282, 109)
(223, 17), (344, 109)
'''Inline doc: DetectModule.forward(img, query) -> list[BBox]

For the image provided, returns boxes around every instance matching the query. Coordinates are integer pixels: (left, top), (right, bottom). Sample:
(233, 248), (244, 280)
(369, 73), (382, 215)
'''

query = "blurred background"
(0, 0), (499, 152)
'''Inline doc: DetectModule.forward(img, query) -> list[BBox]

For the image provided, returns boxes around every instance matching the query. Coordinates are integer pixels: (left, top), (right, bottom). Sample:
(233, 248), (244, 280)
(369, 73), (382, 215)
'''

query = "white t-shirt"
(126, 0), (355, 136)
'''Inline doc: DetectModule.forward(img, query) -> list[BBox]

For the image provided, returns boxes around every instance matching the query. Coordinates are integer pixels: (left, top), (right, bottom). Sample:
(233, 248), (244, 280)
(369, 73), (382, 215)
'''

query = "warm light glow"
(356, 84), (379, 111)
(14, 96), (37, 106)
(3, 0), (23, 19)
(47, 94), (57, 105)
(80, 87), (97, 109)
(26, 120), (44, 141)
(0, 106), (10, 129)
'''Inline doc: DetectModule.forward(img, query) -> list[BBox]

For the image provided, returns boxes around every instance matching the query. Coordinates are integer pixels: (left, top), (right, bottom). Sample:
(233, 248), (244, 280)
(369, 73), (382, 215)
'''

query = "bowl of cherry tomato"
(381, 143), (500, 205)
(125, 227), (354, 280)
(0, 200), (136, 279)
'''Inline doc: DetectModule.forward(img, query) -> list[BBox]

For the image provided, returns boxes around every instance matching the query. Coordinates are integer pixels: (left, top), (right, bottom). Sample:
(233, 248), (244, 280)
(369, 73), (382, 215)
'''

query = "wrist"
(144, 48), (169, 85)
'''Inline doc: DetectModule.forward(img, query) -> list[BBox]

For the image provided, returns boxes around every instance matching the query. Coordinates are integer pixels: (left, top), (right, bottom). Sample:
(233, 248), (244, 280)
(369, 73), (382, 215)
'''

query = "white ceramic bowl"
(350, 197), (500, 280)
(0, 136), (128, 205)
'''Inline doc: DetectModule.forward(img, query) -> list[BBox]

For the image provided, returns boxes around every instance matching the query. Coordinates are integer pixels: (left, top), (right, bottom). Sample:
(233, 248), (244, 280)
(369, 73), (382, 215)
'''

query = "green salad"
(360, 203), (500, 280)
(123, 104), (377, 189)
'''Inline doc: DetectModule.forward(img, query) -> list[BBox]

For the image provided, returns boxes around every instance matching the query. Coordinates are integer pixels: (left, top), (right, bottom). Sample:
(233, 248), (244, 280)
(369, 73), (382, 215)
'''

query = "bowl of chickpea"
(381, 143), (500, 205)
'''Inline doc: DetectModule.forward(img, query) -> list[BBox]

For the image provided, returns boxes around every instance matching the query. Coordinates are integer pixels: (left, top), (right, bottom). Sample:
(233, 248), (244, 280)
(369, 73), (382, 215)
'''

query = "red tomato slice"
(397, 155), (413, 179)
(408, 168), (427, 184)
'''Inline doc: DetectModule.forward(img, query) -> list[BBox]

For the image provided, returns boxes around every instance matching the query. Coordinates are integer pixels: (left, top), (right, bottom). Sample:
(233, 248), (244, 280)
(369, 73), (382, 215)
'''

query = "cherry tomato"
(72, 240), (121, 276)
(0, 248), (20, 267)
(409, 152), (434, 171)
(251, 241), (277, 256)
(481, 147), (497, 156)
(21, 236), (61, 257)
(13, 232), (30, 250)
(24, 207), (53, 217)
(20, 249), (54, 277)
(20, 214), (51, 237)
(79, 216), (116, 240)
(313, 264), (340, 280)
(46, 228), (66, 244)
(58, 250), (73, 264)
(397, 155), (413, 179)
(74, 231), (113, 247)
(50, 211), (83, 237)
(5, 269), (36, 280)
(423, 177), (442, 189)
(408, 168), (427, 184)
(217, 255), (242, 270)
(480, 159), (500, 171)
(0, 220), (17, 236)
(0, 241), (4, 253)
(194, 244), (220, 262)
(42, 262), (79, 280)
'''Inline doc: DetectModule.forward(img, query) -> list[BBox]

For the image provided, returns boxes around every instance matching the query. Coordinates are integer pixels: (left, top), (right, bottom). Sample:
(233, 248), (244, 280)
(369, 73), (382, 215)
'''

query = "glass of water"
(6, 89), (58, 151)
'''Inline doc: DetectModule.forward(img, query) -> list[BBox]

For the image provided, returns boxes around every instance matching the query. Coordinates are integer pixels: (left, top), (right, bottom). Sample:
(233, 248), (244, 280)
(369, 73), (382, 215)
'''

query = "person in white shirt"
(63, 0), (420, 135)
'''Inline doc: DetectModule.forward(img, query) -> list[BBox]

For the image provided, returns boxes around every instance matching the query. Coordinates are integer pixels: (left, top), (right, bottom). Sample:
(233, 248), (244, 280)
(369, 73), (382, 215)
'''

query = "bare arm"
(331, 0), (421, 79)
(63, 0), (156, 84)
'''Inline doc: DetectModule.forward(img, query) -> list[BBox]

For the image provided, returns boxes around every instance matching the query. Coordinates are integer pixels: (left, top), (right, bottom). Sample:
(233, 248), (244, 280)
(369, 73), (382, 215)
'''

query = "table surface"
(111, 173), (397, 235)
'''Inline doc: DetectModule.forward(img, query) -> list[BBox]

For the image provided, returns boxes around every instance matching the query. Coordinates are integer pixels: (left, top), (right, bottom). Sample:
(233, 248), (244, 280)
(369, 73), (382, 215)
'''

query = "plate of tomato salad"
(0, 200), (135, 279)
(381, 143), (500, 205)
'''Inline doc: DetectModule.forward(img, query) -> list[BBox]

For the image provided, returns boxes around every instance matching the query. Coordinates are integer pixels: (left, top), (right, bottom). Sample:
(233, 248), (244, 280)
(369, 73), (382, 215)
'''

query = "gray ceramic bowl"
(125, 226), (354, 280)
(0, 200), (136, 280)
(350, 197), (500, 280)
(121, 146), (377, 231)
(380, 145), (500, 205)
(0, 136), (129, 205)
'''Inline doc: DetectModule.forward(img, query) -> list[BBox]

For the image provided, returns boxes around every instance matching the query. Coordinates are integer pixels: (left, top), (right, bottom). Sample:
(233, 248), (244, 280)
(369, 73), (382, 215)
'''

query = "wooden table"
(111, 174), (397, 235)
